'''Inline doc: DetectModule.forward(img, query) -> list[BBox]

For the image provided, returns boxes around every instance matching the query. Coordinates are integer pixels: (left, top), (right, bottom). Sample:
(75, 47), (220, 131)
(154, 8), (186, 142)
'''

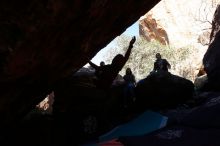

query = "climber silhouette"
(153, 53), (171, 72)
(89, 36), (136, 89)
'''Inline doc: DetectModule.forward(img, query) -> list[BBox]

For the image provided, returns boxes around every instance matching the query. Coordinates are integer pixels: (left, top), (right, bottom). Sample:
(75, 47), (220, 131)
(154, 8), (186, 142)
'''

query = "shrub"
(104, 35), (203, 81)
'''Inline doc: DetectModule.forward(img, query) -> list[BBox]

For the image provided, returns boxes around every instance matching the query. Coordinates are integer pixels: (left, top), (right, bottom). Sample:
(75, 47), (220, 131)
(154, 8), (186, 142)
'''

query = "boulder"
(139, 0), (219, 49)
(0, 0), (161, 126)
(139, 14), (169, 45)
(119, 92), (220, 146)
(194, 74), (208, 90)
(135, 71), (194, 109)
(203, 5), (220, 91)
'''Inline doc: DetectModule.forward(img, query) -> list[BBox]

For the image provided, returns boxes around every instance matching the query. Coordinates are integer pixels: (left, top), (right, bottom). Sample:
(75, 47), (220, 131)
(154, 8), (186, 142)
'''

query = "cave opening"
(1, 0), (220, 145)
(88, 0), (217, 84)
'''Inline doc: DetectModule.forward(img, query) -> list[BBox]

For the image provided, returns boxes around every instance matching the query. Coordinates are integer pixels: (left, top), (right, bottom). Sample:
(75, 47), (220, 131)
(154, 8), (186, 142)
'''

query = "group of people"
(89, 36), (136, 90)
(88, 36), (171, 106)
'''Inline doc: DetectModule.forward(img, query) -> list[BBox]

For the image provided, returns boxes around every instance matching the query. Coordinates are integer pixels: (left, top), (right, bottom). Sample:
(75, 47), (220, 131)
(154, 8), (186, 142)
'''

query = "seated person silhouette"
(88, 36), (136, 90)
(153, 53), (171, 72)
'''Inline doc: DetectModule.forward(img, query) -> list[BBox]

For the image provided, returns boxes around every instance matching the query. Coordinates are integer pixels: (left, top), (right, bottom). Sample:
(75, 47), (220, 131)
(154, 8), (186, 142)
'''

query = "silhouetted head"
(100, 61), (105, 66)
(126, 68), (132, 75)
(112, 54), (124, 66)
(156, 53), (161, 59)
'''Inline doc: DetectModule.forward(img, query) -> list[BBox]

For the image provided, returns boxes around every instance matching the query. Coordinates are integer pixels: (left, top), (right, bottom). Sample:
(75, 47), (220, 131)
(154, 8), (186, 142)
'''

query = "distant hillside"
(139, 0), (219, 49)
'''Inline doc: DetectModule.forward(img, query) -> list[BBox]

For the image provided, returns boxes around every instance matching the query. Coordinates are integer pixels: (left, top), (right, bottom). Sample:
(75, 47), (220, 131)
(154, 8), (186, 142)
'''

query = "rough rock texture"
(120, 92), (220, 146)
(36, 91), (54, 114)
(203, 4), (220, 91)
(0, 0), (161, 125)
(139, 0), (220, 48)
(139, 0), (220, 83)
(139, 14), (169, 45)
(135, 71), (194, 109)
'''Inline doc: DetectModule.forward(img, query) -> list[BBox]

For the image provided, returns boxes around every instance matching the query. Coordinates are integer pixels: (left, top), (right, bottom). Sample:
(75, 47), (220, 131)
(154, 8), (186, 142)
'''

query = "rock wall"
(139, 0), (220, 49)
(203, 4), (220, 90)
(139, 0), (220, 82)
(0, 0), (161, 125)
(139, 14), (169, 45)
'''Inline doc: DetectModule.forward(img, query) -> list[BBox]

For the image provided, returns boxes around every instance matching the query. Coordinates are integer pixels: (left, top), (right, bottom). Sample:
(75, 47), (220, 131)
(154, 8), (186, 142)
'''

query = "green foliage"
(105, 35), (196, 81)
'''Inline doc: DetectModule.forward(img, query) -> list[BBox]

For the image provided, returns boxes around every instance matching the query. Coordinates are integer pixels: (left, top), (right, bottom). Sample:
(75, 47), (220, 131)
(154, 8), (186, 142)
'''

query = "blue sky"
(91, 21), (139, 64)
(124, 21), (139, 36)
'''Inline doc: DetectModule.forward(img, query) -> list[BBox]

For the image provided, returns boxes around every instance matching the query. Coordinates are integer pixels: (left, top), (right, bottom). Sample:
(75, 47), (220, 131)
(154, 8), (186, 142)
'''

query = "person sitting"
(153, 53), (171, 72)
(88, 36), (136, 90)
